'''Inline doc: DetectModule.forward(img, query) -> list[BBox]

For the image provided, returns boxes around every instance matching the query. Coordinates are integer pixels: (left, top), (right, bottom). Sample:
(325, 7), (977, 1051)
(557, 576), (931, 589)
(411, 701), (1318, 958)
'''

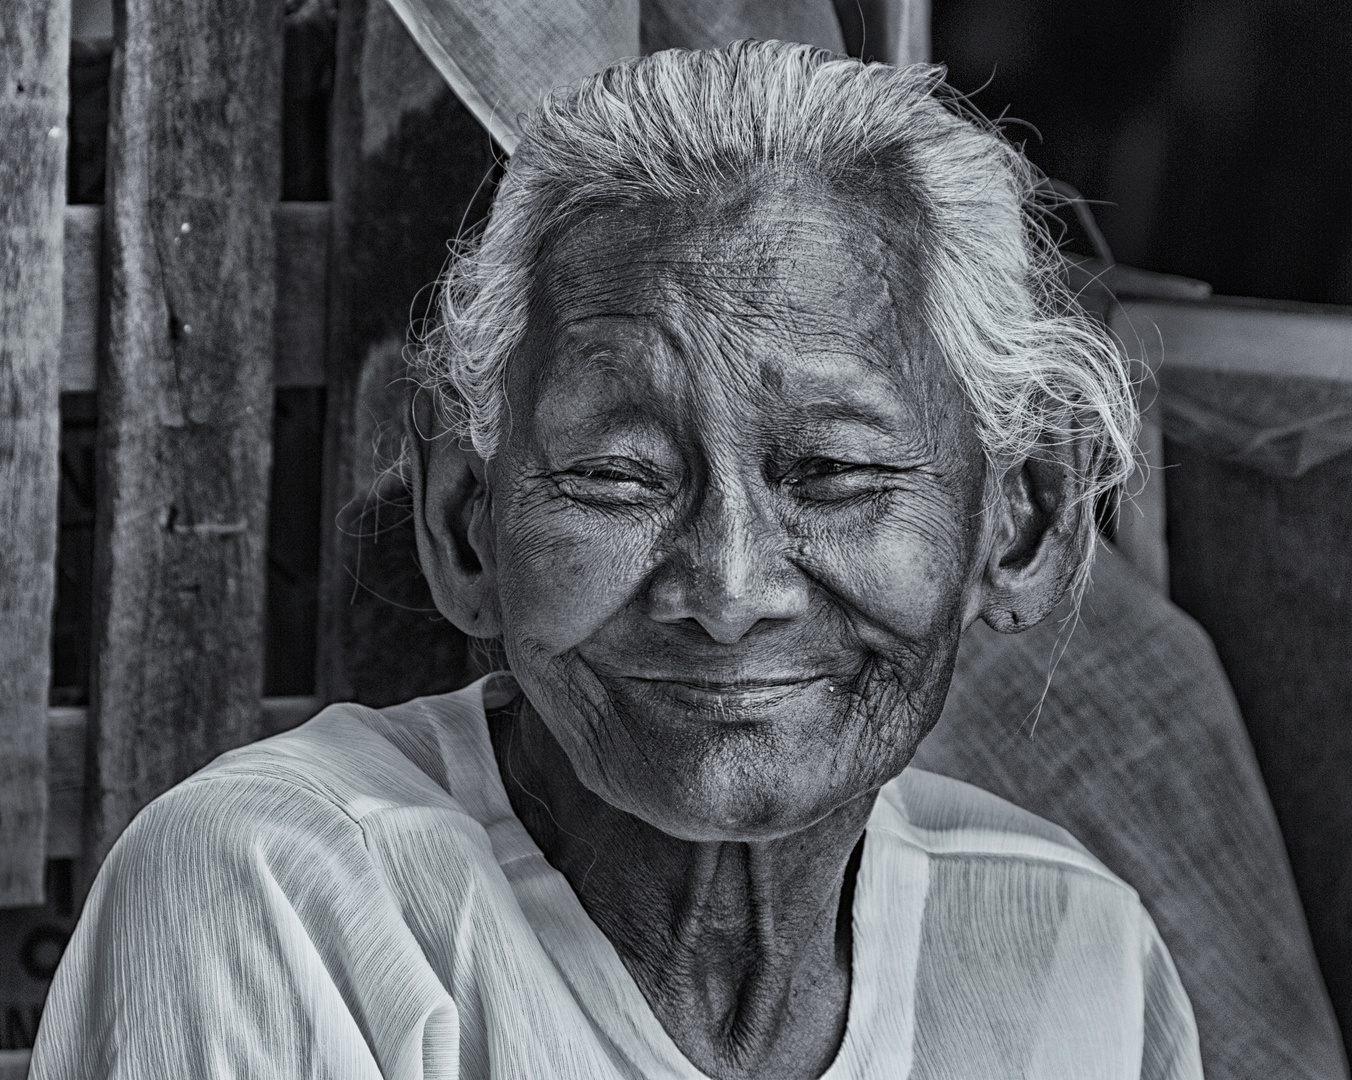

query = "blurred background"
(933, 0), (1352, 306)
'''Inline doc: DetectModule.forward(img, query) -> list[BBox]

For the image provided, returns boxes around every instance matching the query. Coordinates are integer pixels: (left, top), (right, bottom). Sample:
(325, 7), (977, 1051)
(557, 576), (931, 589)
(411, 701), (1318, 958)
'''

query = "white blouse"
(32, 676), (1202, 1079)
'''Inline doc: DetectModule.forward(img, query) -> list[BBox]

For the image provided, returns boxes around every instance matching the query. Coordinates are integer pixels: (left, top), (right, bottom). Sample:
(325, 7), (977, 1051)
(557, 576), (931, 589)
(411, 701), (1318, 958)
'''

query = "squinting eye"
(782, 459), (861, 485)
(779, 457), (906, 503)
(577, 467), (643, 483)
(553, 458), (667, 506)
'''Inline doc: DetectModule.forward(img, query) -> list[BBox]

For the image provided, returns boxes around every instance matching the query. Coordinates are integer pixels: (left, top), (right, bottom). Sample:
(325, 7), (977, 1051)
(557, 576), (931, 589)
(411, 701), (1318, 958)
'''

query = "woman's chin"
(589, 701), (901, 842)
(618, 773), (852, 843)
(524, 662), (929, 843)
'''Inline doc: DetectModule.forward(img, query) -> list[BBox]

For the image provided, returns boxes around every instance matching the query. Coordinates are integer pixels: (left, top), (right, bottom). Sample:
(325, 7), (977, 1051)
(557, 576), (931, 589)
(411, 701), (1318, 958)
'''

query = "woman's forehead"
(504, 186), (968, 454)
(521, 184), (931, 383)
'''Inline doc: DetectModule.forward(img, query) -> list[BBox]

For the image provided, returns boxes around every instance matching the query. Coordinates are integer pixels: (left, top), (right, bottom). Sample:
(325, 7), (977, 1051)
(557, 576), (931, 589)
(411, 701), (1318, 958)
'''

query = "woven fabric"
(916, 544), (1349, 1079)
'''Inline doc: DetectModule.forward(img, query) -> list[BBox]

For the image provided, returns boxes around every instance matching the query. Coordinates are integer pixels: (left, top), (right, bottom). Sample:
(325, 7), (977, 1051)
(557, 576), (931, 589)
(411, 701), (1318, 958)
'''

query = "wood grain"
(0, 0), (69, 906)
(85, 0), (284, 875)
(317, 0), (494, 707)
(62, 203), (330, 393)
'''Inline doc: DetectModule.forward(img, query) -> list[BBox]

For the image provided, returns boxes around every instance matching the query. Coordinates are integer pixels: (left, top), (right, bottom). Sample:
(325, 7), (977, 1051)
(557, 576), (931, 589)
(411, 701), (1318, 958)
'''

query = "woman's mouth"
(617, 674), (835, 717)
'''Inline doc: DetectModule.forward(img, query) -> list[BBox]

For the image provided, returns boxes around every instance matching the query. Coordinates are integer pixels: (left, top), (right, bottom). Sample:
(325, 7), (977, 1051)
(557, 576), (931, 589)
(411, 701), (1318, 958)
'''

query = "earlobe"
(978, 450), (1087, 634)
(407, 395), (502, 639)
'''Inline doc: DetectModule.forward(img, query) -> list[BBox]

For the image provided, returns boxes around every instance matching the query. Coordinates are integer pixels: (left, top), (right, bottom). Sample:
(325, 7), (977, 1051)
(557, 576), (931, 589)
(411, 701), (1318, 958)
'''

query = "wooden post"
(317, 0), (496, 707)
(0, 0), (69, 906)
(85, 0), (284, 874)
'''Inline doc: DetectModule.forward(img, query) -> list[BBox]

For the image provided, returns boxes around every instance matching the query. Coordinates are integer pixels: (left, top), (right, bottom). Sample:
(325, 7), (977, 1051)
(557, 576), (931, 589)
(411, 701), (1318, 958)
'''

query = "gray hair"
(412, 40), (1138, 588)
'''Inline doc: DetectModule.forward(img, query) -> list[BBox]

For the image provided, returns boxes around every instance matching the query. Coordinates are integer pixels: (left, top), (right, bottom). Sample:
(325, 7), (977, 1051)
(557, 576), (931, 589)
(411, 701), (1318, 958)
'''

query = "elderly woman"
(33, 41), (1201, 1080)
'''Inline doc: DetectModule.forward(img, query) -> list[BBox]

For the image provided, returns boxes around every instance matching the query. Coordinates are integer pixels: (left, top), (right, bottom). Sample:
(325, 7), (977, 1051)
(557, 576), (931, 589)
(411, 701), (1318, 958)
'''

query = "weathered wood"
(62, 203), (330, 393)
(61, 206), (101, 394)
(0, 0), (69, 906)
(47, 697), (319, 860)
(273, 202), (331, 388)
(317, 0), (494, 706)
(86, 0), (284, 875)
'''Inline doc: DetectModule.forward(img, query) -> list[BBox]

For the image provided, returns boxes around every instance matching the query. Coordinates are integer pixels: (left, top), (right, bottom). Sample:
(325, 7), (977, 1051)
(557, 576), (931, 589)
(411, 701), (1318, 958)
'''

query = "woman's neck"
(488, 699), (874, 1080)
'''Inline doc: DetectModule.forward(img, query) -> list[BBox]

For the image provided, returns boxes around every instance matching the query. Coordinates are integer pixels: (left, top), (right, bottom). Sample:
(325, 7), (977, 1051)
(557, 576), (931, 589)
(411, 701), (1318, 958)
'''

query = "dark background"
(932, 0), (1352, 305)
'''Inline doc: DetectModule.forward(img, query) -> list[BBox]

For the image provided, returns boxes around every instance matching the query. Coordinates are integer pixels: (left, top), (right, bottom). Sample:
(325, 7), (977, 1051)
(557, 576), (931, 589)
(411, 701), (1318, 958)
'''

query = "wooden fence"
(2, 0), (1352, 1057)
(1, 0), (495, 909)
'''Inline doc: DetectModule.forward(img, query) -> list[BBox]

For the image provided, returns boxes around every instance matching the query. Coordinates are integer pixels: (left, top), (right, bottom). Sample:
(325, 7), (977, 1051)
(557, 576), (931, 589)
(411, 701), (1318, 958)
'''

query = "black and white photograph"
(2, 0), (1350, 1076)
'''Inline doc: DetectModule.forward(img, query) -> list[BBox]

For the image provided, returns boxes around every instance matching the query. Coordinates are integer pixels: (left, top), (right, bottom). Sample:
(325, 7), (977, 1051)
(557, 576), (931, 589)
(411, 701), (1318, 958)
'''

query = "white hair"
(412, 40), (1138, 590)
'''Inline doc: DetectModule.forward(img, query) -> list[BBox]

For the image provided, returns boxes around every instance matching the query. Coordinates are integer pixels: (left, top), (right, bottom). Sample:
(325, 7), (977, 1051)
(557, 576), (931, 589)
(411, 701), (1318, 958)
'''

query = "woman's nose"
(644, 487), (810, 643)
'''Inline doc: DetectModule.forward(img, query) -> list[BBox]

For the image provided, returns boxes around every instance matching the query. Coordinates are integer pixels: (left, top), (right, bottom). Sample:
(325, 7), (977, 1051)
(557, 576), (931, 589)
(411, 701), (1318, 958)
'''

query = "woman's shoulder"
(858, 769), (1201, 1080)
(874, 766), (1131, 894)
(160, 682), (495, 827)
(34, 692), (499, 1080)
(92, 682), (506, 907)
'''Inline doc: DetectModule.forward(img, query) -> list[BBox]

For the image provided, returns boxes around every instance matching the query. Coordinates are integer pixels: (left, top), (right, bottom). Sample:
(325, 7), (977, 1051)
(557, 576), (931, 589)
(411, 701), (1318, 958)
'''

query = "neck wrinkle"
(488, 697), (873, 1080)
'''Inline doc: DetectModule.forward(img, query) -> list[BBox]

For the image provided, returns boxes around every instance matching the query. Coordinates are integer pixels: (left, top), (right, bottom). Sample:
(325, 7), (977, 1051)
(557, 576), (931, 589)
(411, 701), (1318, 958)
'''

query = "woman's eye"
(783, 458), (860, 483)
(578, 467), (641, 482)
(781, 458), (891, 499)
(554, 460), (665, 504)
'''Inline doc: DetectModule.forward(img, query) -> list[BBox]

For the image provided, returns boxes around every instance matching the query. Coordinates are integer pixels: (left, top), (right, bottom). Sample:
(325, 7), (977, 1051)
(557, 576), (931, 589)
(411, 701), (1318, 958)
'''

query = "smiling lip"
(621, 675), (831, 711)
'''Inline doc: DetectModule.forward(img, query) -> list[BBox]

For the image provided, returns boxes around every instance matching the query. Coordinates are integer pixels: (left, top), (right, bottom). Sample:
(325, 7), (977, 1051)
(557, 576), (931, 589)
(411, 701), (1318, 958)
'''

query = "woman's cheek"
(496, 506), (659, 655)
(803, 507), (975, 647)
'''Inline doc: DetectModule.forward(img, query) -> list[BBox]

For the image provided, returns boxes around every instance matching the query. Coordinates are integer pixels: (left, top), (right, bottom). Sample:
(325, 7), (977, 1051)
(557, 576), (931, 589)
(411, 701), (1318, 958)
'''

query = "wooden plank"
(316, 0), (492, 707)
(0, 0), (69, 906)
(61, 205), (101, 394)
(61, 202), (330, 393)
(273, 202), (330, 388)
(1114, 298), (1352, 382)
(0, 1050), (30, 1080)
(47, 697), (319, 860)
(86, 0), (284, 876)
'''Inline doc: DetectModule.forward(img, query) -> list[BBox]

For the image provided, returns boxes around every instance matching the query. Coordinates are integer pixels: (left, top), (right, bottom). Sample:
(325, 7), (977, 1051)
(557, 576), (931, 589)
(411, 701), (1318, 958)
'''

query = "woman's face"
(484, 182), (992, 842)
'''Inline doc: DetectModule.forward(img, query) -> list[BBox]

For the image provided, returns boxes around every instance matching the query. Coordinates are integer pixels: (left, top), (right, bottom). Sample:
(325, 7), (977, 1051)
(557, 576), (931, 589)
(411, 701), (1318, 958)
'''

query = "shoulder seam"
(171, 770), (366, 830)
(869, 818), (1136, 896)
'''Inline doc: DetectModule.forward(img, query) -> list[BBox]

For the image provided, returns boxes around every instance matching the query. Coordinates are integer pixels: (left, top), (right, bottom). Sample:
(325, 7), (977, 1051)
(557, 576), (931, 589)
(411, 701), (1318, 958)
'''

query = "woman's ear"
(407, 392), (502, 638)
(977, 444), (1089, 634)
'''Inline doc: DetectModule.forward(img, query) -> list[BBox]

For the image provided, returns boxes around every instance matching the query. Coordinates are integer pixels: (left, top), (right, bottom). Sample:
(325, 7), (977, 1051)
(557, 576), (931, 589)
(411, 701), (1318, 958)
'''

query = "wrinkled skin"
(412, 178), (1078, 1079)
(495, 180), (989, 842)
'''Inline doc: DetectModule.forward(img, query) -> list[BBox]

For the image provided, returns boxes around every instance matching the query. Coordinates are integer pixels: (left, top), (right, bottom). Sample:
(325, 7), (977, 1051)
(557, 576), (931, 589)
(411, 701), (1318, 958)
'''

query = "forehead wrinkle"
(521, 183), (964, 455)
